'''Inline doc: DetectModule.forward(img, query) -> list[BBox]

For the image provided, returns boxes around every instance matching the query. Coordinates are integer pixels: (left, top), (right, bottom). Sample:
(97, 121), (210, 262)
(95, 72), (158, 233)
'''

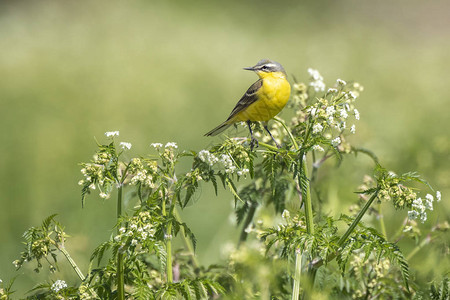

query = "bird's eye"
(261, 65), (268, 71)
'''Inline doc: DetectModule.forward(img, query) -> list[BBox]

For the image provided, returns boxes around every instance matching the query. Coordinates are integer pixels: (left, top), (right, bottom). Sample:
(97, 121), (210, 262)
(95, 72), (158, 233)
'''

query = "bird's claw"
(250, 137), (259, 151)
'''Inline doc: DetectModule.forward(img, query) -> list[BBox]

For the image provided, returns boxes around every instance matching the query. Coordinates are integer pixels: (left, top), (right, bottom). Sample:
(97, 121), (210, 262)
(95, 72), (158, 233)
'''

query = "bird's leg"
(263, 123), (281, 149)
(246, 121), (259, 150)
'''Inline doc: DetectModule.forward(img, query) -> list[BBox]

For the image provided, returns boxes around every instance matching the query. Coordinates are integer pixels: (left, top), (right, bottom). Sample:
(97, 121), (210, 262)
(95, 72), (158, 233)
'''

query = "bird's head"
(243, 59), (287, 79)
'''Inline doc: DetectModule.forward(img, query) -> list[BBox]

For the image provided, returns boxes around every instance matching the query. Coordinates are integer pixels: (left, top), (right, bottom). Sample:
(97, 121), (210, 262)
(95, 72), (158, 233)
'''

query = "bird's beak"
(243, 66), (256, 71)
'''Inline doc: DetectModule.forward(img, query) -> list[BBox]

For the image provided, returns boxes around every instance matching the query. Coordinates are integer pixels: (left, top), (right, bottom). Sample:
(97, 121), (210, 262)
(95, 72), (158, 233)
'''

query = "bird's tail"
(204, 121), (232, 136)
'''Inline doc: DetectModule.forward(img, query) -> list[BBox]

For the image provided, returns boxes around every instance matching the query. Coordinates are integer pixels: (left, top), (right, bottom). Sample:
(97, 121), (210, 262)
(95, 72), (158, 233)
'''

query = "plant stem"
(275, 117), (315, 299)
(238, 201), (258, 247)
(162, 196), (173, 283)
(301, 156), (314, 235)
(292, 250), (302, 300)
(406, 235), (432, 261)
(311, 189), (380, 269)
(274, 117), (299, 150)
(173, 208), (200, 268)
(337, 190), (379, 247)
(116, 184), (125, 300)
(378, 203), (387, 239)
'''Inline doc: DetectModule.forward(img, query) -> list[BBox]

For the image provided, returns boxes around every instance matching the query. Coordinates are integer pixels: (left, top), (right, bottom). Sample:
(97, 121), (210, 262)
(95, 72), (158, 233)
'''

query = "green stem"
(312, 189), (380, 269)
(292, 250), (302, 300)
(276, 117), (314, 300)
(57, 244), (99, 298)
(378, 203), (387, 239)
(238, 201), (258, 247)
(301, 156), (314, 235)
(274, 117), (299, 150)
(57, 245), (85, 281)
(162, 196), (173, 283)
(173, 209), (199, 268)
(337, 190), (379, 247)
(116, 185), (125, 300)
(406, 235), (432, 261)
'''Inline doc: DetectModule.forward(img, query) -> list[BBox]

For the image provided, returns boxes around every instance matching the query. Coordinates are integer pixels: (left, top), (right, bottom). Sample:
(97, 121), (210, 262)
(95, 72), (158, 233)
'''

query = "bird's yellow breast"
(235, 72), (291, 122)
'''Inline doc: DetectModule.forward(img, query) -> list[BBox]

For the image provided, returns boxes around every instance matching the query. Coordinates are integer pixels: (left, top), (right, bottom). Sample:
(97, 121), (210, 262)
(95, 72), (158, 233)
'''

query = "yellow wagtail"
(205, 59), (291, 149)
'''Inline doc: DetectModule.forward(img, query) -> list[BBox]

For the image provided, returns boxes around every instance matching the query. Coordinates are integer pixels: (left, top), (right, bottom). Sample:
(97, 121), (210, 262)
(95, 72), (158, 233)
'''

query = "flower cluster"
(105, 131), (119, 139)
(349, 252), (391, 299)
(128, 157), (158, 188)
(307, 68), (325, 92)
(407, 193), (439, 223)
(79, 150), (117, 200)
(290, 69), (364, 153)
(151, 142), (179, 166)
(51, 280), (68, 293)
(196, 141), (252, 177)
(114, 211), (158, 250)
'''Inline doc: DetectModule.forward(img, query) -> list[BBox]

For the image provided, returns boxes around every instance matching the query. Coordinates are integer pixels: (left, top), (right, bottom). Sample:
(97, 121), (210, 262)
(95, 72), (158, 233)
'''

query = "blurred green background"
(1, 0), (449, 296)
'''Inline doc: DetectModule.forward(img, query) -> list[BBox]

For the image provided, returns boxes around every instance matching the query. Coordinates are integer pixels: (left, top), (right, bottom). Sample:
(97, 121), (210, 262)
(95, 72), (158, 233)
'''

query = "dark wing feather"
(226, 79), (263, 121)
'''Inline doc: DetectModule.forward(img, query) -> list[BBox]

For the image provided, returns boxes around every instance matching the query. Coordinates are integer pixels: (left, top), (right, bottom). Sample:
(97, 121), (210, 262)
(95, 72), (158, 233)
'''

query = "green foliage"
(6, 70), (447, 299)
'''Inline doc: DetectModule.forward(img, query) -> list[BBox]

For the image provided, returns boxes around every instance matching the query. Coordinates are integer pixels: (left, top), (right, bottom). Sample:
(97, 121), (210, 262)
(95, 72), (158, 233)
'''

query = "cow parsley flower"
(308, 68), (325, 92)
(150, 143), (163, 149)
(105, 131), (119, 138)
(336, 79), (347, 86)
(312, 145), (324, 152)
(312, 123), (323, 134)
(354, 109), (360, 120)
(51, 280), (68, 293)
(331, 137), (341, 147)
(119, 142), (132, 150)
(165, 142), (178, 149)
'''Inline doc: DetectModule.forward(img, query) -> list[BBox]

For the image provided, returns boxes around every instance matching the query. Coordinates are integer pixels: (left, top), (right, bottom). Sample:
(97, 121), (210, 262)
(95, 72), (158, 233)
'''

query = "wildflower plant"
(9, 69), (447, 299)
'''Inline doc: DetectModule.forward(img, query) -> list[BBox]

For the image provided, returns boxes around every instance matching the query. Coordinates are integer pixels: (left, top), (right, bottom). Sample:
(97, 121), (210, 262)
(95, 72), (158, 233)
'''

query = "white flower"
(350, 124), (356, 134)
(308, 68), (323, 81)
(331, 137), (341, 147)
(119, 142), (132, 150)
(131, 239), (138, 246)
(327, 88), (338, 94)
(407, 210), (419, 220)
(165, 142), (178, 149)
(312, 145), (324, 152)
(308, 107), (318, 117)
(99, 192), (110, 199)
(198, 150), (218, 166)
(282, 209), (290, 220)
(354, 109), (360, 120)
(348, 91), (357, 99)
(336, 79), (347, 86)
(12, 260), (20, 268)
(312, 123), (323, 134)
(412, 198), (426, 213)
(150, 143), (163, 149)
(420, 213), (427, 223)
(119, 227), (126, 234)
(105, 131), (119, 138)
(436, 191), (441, 202)
(237, 168), (249, 176)
(51, 280), (68, 293)
(339, 109), (348, 119)
(425, 194), (434, 210)
(310, 80), (326, 92)
(307, 68), (325, 92)
(326, 106), (336, 116)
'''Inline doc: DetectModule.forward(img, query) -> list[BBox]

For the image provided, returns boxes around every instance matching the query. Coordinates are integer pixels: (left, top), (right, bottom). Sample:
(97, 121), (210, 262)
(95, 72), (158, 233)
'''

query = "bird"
(204, 59), (291, 150)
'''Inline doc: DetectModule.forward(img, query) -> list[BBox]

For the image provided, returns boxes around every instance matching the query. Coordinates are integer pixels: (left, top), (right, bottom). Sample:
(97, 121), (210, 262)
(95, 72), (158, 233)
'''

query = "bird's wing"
(226, 79), (263, 121)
